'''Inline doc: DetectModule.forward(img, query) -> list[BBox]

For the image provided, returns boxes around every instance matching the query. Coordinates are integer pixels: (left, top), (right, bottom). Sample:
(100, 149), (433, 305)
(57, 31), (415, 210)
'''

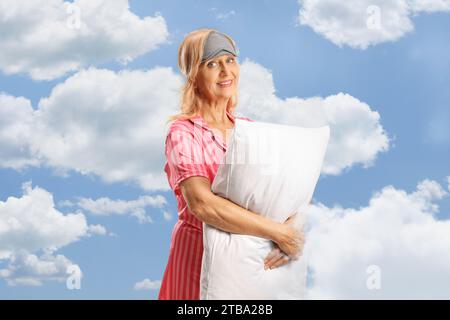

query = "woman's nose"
(219, 62), (230, 74)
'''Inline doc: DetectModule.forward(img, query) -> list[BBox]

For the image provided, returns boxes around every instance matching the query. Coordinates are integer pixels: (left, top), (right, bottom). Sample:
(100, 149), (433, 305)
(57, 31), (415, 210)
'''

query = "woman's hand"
(264, 244), (290, 270)
(265, 214), (305, 270)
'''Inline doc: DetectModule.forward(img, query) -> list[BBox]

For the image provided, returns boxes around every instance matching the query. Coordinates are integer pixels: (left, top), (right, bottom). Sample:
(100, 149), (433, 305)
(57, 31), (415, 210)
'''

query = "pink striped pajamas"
(158, 110), (253, 300)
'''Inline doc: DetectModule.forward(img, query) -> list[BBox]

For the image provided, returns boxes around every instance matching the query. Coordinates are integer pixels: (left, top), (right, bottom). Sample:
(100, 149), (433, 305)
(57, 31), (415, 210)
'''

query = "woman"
(158, 29), (304, 300)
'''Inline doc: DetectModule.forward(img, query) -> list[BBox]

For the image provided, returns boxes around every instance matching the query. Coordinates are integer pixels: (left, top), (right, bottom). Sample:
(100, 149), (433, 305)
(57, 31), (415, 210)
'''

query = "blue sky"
(0, 0), (449, 299)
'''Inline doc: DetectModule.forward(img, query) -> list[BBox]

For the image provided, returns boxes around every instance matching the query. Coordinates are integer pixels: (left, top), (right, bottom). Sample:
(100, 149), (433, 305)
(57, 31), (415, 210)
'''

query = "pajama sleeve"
(164, 129), (209, 190)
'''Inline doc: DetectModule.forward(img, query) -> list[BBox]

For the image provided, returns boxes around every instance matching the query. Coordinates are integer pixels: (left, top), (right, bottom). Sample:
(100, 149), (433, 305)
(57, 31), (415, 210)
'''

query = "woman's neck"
(197, 99), (230, 126)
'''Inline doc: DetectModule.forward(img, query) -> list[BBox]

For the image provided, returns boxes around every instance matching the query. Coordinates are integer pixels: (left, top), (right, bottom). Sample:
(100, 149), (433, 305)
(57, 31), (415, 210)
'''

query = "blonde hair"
(166, 28), (239, 125)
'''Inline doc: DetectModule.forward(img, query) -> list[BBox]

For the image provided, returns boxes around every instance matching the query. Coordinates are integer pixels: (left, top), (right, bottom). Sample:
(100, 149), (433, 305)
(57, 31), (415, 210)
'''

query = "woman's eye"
(207, 57), (234, 68)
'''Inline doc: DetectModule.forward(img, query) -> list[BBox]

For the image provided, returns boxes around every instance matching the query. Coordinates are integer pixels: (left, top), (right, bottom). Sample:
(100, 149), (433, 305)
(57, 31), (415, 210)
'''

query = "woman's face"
(195, 53), (239, 102)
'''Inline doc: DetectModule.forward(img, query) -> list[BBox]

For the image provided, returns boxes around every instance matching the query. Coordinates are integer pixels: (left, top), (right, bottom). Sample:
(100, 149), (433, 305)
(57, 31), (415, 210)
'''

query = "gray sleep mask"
(201, 31), (238, 63)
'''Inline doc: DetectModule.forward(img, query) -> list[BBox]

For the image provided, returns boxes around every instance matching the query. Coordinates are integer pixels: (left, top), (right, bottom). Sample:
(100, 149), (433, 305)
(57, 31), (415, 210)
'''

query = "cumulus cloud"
(73, 195), (167, 224)
(133, 278), (161, 290)
(0, 66), (183, 189)
(1, 60), (389, 188)
(238, 59), (391, 175)
(0, 250), (75, 286)
(0, 93), (38, 170)
(304, 177), (450, 299)
(0, 181), (104, 285)
(0, 0), (169, 80)
(297, 0), (450, 49)
(33, 67), (183, 190)
(0, 181), (88, 258)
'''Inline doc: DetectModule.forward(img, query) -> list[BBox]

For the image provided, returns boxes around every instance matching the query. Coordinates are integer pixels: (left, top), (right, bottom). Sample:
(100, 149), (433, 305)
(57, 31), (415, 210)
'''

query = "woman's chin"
(215, 91), (236, 99)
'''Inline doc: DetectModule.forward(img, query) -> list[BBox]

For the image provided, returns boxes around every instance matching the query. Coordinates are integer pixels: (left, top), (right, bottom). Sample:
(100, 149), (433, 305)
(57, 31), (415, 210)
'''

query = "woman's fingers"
(266, 253), (290, 270)
(264, 247), (279, 261)
(264, 213), (305, 269)
(264, 248), (280, 269)
(264, 253), (281, 270)
(264, 248), (289, 270)
(271, 254), (290, 270)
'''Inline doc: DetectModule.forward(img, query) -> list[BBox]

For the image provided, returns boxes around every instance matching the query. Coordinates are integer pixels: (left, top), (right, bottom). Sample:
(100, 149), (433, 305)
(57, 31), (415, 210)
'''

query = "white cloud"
(58, 199), (75, 207)
(0, 66), (183, 190)
(0, 0), (169, 80)
(87, 224), (108, 236)
(163, 211), (173, 221)
(0, 181), (88, 258)
(133, 278), (161, 290)
(0, 93), (38, 170)
(0, 250), (74, 286)
(409, 0), (450, 12)
(297, 0), (450, 49)
(75, 195), (167, 224)
(238, 59), (391, 175)
(304, 177), (450, 299)
(0, 181), (104, 285)
(32, 67), (183, 190)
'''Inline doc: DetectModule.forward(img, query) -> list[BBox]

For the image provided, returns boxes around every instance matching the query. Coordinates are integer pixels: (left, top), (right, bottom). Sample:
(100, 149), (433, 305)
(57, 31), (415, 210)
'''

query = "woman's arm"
(180, 176), (302, 258)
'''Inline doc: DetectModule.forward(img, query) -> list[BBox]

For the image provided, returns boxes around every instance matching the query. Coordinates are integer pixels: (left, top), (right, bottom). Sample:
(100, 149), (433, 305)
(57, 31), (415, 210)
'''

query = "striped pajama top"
(158, 109), (253, 300)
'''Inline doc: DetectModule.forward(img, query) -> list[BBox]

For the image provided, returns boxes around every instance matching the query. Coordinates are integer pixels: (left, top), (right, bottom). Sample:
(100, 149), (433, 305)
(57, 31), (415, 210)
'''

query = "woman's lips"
(217, 79), (232, 87)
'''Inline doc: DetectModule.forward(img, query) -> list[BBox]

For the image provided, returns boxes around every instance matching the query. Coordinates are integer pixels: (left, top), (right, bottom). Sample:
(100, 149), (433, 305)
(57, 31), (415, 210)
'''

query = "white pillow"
(200, 118), (330, 300)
